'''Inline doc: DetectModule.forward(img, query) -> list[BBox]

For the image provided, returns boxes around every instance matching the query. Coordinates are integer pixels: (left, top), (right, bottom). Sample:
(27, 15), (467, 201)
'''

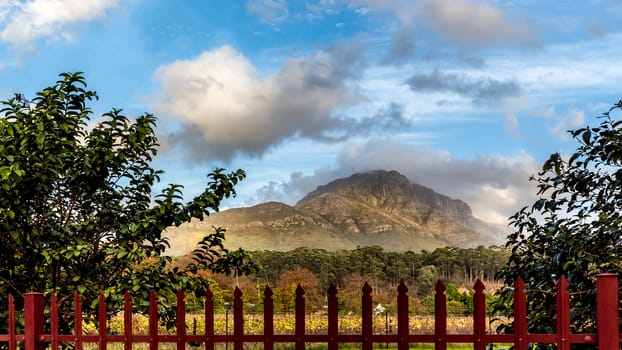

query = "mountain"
(164, 170), (509, 255)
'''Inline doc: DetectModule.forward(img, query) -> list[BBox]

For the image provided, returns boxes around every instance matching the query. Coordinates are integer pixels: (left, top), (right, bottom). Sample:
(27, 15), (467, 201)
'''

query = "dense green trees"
(0, 73), (256, 330)
(195, 246), (507, 315)
(495, 102), (622, 334)
(227, 246), (508, 313)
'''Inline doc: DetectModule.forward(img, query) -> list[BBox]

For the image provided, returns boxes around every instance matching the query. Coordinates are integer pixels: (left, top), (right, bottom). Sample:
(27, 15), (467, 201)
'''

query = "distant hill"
(165, 170), (509, 255)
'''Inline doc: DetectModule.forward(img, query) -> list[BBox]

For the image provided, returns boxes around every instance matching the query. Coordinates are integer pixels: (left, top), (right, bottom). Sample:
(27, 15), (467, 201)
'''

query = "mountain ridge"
(165, 170), (508, 255)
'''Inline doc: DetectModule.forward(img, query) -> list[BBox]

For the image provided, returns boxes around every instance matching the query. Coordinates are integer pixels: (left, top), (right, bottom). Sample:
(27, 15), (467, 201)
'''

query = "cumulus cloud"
(0, 0), (118, 47)
(405, 68), (523, 106)
(152, 44), (412, 161)
(254, 141), (540, 225)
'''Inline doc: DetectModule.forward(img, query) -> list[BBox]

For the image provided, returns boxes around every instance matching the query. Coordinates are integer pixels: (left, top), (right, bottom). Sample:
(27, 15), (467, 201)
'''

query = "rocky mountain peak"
(165, 170), (507, 254)
(297, 170), (473, 218)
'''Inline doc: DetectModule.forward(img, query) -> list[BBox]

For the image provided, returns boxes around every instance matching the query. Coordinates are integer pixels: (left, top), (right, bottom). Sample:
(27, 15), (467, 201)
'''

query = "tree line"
(251, 245), (508, 292)
(174, 245), (508, 314)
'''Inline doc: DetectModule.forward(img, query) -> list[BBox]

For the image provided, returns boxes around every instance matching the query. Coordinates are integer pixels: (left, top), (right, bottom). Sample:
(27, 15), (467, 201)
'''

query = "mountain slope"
(165, 170), (508, 255)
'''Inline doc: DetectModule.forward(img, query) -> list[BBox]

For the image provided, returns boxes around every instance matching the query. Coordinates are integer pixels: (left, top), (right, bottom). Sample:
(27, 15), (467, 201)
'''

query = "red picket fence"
(0, 273), (619, 350)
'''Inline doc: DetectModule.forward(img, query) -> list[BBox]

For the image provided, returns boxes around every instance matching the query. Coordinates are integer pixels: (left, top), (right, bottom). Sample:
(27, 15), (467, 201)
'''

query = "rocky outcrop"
(165, 170), (508, 255)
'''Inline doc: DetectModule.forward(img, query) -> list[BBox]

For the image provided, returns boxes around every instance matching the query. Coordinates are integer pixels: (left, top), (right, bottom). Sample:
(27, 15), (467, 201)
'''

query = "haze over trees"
(0, 73), (256, 331)
(495, 102), (622, 334)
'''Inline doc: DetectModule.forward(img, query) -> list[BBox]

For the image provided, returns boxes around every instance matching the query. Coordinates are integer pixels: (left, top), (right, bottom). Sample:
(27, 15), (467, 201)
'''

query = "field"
(81, 314), (507, 350)
(91, 313), (493, 335)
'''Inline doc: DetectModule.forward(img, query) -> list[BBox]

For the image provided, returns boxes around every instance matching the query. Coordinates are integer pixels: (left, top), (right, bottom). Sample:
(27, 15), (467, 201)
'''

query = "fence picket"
(122, 292), (132, 350)
(263, 286), (274, 350)
(361, 282), (372, 350)
(50, 294), (59, 350)
(397, 282), (409, 350)
(473, 279), (486, 350)
(74, 293), (83, 350)
(327, 284), (338, 350)
(556, 276), (570, 350)
(204, 288), (214, 350)
(8, 294), (15, 350)
(294, 285), (305, 350)
(176, 290), (186, 350)
(2, 275), (619, 350)
(513, 278), (528, 350)
(98, 294), (108, 350)
(435, 280), (447, 350)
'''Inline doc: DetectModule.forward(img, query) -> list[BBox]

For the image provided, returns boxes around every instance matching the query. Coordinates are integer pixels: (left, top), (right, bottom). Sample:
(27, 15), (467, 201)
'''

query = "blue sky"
(1, 0), (621, 225)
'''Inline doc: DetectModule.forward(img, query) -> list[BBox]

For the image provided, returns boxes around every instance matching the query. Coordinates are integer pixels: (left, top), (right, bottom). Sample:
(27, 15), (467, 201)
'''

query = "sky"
(0, 0), (621, 226)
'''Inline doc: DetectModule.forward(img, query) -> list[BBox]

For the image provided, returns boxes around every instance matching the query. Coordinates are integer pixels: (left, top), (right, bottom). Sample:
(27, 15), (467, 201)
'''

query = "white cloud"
(0, 0), (118, 46)
(152, 45), (358, 160)
(152, 44), (415, 161)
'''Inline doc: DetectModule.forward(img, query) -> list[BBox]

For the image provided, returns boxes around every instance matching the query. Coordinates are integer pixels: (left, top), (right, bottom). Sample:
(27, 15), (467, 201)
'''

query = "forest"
(175, 245), (509, 315)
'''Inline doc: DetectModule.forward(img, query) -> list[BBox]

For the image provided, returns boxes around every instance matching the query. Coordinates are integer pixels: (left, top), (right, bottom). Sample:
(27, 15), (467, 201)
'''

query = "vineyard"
(85, 313), (498, 336)
(78, 312), (499, 350)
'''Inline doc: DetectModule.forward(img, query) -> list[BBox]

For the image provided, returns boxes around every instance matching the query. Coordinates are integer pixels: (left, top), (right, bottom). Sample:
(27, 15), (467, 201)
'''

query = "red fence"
(0, 273), (619, 350)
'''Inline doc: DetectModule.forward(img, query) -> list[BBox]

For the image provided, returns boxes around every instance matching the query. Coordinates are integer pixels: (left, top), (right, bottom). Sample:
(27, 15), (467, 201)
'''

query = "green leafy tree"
(0, 72), (257, 331)
(495, 102), (622, 335)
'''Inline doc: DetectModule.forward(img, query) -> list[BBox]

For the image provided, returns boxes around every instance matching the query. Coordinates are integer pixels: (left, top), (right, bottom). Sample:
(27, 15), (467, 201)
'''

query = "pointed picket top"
(234, 286), (243, 298)
(514, 276), (525, 292)
(435, 280), (446, 293)
(206, 288), (213, 299)
(556, 275), (569, 290)
(328, 284), (338, 297)
(474, 279), (485, 292)
(264, 285), (273, 298)
(397, 281), (408, 294)
(362, 282), (372, 295)
(296, 284), (305, 296)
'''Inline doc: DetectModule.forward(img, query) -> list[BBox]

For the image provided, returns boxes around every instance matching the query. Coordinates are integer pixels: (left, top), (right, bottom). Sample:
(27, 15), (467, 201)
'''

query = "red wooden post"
(397, 282), (409, 350)
(327, 284), (338, 350)
(8, 294), (15, 350)
(435, 280), (447, 350)
(555, 276), (570, 350)
(123, 292), (132, 350)
(204, 288), (214, 350)
(263, 286), (274, 350)
(74, 293), (83, 350)
(596, 273), (619, 350)
(51, 294), (59, 350)
(176, 290), (186, 350)
(23, 292), (45, 350)
(233, 287), (244, 350)
(473, 279), (486, 350)
(513, 278), (527, 350)
(361, 282), (373, 350)
(99, 294), (108, 350)
(148, 291), (158, 350)
(294, 285), (305, 350)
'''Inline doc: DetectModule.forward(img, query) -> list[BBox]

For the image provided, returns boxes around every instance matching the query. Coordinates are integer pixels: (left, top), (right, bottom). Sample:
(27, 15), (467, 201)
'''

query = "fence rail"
(0, 273), (619, 350)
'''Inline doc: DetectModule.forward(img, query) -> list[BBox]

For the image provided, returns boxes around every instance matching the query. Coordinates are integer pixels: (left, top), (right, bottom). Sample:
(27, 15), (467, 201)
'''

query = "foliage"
(0, 72), (257, 331)
(201, 246), (508, 314)
(250, 245), (508, 293)
(495, 102), (622, 334)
